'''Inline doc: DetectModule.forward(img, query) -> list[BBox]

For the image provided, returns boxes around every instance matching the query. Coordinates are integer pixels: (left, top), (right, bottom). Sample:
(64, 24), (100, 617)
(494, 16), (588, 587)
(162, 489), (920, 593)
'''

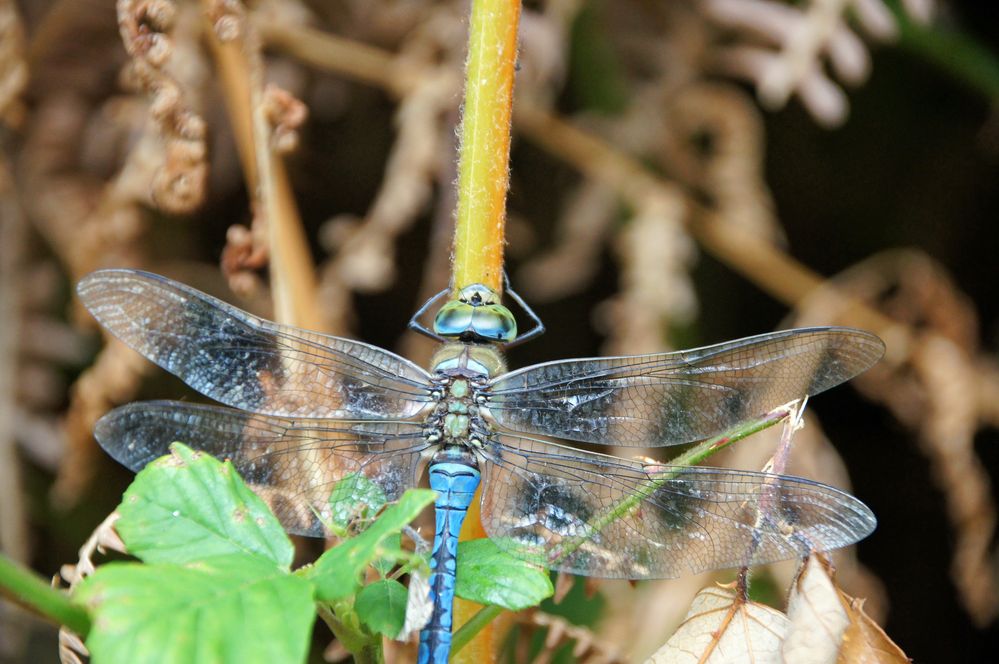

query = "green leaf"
(307, 489), (436, 601)
(116, 443), (293, 568)
(373, 533), (402, 576)
(455, 539), (553, 610)
(76, 555), (315, 664)
(355, 579), (408, 637)
(327, 473), (388, 532)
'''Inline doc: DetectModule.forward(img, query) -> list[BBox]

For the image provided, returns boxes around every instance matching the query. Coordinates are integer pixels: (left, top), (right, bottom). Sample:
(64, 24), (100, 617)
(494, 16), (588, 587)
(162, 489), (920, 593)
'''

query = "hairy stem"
(452, 0), (521, 294)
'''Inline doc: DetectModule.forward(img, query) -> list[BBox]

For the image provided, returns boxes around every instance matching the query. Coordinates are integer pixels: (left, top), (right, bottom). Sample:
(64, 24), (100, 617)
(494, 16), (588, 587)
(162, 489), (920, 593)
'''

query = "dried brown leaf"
(647, 585), (789, 663)
(597, 191), (695, 357)
(117, 0), (208, 213)
(57, 512), (125, 664)
(783, 555), (850, 664)
(836, 593), (910, 663)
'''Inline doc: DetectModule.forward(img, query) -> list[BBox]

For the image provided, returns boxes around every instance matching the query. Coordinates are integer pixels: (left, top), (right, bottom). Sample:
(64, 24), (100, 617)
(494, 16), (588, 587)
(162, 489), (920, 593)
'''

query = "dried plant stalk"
(203, 0), (319, 329)
(0, 0), (27, 124)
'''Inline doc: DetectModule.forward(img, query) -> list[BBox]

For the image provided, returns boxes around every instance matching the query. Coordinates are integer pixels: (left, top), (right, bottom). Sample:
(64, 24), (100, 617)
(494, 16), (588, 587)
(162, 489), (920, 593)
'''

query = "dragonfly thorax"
(425, 373), (488, 446)
(424, 344), (503, 450)
(429, 342), (506, 379)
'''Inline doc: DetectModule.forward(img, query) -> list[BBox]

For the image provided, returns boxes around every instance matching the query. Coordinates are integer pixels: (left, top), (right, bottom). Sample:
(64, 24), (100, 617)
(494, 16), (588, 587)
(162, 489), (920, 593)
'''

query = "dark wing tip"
(93, 402), (154, 471)
(800, 327), (885, 397)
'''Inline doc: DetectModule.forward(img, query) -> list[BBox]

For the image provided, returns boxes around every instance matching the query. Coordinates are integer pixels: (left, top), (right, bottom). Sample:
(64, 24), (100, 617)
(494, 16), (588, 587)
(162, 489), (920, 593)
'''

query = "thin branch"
(202, 0), (319, 329)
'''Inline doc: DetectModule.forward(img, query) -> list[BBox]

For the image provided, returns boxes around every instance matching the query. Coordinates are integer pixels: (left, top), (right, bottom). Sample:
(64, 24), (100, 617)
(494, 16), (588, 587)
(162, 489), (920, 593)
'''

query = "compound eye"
(433, 285), (518, 343)
(471, 305), (517, 343)
(433, 301), (474, 338)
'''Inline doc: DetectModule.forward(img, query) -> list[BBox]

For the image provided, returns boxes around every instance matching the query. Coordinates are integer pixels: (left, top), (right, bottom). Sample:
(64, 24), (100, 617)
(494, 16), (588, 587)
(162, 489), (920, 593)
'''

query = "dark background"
(7, 1), (999, 662)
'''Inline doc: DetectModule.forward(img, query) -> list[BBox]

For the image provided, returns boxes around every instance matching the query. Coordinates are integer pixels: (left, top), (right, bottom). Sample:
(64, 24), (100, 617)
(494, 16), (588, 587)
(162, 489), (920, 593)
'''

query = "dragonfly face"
(79, 269), (885, 664)
(432, 284), (518, 344)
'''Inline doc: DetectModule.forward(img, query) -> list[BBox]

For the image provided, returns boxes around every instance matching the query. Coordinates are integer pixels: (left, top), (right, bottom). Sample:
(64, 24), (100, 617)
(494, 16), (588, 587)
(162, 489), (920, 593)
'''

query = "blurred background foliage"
(1, 0), (998, 661)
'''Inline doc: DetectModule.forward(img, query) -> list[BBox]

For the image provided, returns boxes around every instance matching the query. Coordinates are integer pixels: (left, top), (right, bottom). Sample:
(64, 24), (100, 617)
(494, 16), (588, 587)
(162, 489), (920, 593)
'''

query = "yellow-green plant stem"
(450, 604), (504, 657)
(0, 552), (91, 636)
(452, 0), (521, 295)
(448, 4), (522, 662)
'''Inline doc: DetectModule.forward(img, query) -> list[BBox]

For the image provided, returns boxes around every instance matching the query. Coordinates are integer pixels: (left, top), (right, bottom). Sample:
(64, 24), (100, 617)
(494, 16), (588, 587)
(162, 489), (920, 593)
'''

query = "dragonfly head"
(433, 284), (518, 345)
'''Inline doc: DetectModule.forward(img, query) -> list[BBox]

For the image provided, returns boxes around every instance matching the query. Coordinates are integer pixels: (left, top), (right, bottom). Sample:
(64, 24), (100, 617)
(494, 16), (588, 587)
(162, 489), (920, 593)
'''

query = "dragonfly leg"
(502, 271), (545, 348)
(418, 459), (481, 664)
(409, 288), (450, 342)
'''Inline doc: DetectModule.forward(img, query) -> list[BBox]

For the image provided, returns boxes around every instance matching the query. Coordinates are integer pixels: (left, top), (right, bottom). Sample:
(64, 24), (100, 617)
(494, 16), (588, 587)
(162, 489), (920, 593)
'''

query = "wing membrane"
(95, 401), (431, 537)
(78, 270), (433, 420)
(486, 327), (884, 447)
(477, 433), (875, 579)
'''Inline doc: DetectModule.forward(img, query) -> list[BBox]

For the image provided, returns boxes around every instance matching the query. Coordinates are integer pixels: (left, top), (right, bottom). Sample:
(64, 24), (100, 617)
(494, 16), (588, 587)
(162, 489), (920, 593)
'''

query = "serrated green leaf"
(327, 473), (388, 532)
(116, 443), (293, 568)
(456, 539), (553, 610)
(355, 579), (408, 637)
(308, 489), (436, 601)
(76, 555), (315, 664)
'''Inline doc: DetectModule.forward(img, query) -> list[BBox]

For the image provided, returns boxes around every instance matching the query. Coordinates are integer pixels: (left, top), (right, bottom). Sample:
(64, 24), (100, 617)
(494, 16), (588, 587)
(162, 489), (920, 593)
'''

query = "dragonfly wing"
(486, 327), (884, 447)
(477, 433), (875, 579)
(96, 401), (431, 537)
(78, 270), (434, 419)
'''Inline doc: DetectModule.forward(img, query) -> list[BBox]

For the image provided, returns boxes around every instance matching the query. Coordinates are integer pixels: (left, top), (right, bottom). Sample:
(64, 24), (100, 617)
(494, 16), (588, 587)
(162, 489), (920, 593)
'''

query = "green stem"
(548, 404), (795, 566)
(664, 404), (793, 468)
(317, 602), (383, 664)
(450, 604), (504, 658)
(0, 552), (91, 636)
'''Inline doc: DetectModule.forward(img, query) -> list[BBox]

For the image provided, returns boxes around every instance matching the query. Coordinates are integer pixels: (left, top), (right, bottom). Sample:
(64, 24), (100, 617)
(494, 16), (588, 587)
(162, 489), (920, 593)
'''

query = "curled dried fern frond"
(118, 0), (207, 212)
(703, 0), (934, 126)
(517, 611), (626, 664)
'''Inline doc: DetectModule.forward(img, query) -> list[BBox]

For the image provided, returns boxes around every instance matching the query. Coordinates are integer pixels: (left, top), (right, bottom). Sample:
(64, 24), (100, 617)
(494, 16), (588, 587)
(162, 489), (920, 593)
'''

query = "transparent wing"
(477, 433), (875, 579)
(485, 327), (884, 447)
(78, 270), (434, 420)
(95, 401), (432, 537)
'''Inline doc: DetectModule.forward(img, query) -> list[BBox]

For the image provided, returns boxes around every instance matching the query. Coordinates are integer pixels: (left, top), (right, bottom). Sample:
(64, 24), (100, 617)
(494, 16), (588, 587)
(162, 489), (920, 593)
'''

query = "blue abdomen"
(417, 455), (481, 664)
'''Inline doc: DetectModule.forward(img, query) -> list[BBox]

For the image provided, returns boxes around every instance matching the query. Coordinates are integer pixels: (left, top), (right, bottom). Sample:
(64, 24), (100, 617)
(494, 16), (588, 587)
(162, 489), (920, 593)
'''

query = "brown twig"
(0, 0), (27, 126)
(203, 0), (319, 329)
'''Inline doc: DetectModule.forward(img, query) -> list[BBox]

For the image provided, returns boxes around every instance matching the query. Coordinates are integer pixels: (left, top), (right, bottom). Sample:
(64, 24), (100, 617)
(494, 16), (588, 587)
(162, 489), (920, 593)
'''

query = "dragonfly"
(79, 269), (883, 664)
